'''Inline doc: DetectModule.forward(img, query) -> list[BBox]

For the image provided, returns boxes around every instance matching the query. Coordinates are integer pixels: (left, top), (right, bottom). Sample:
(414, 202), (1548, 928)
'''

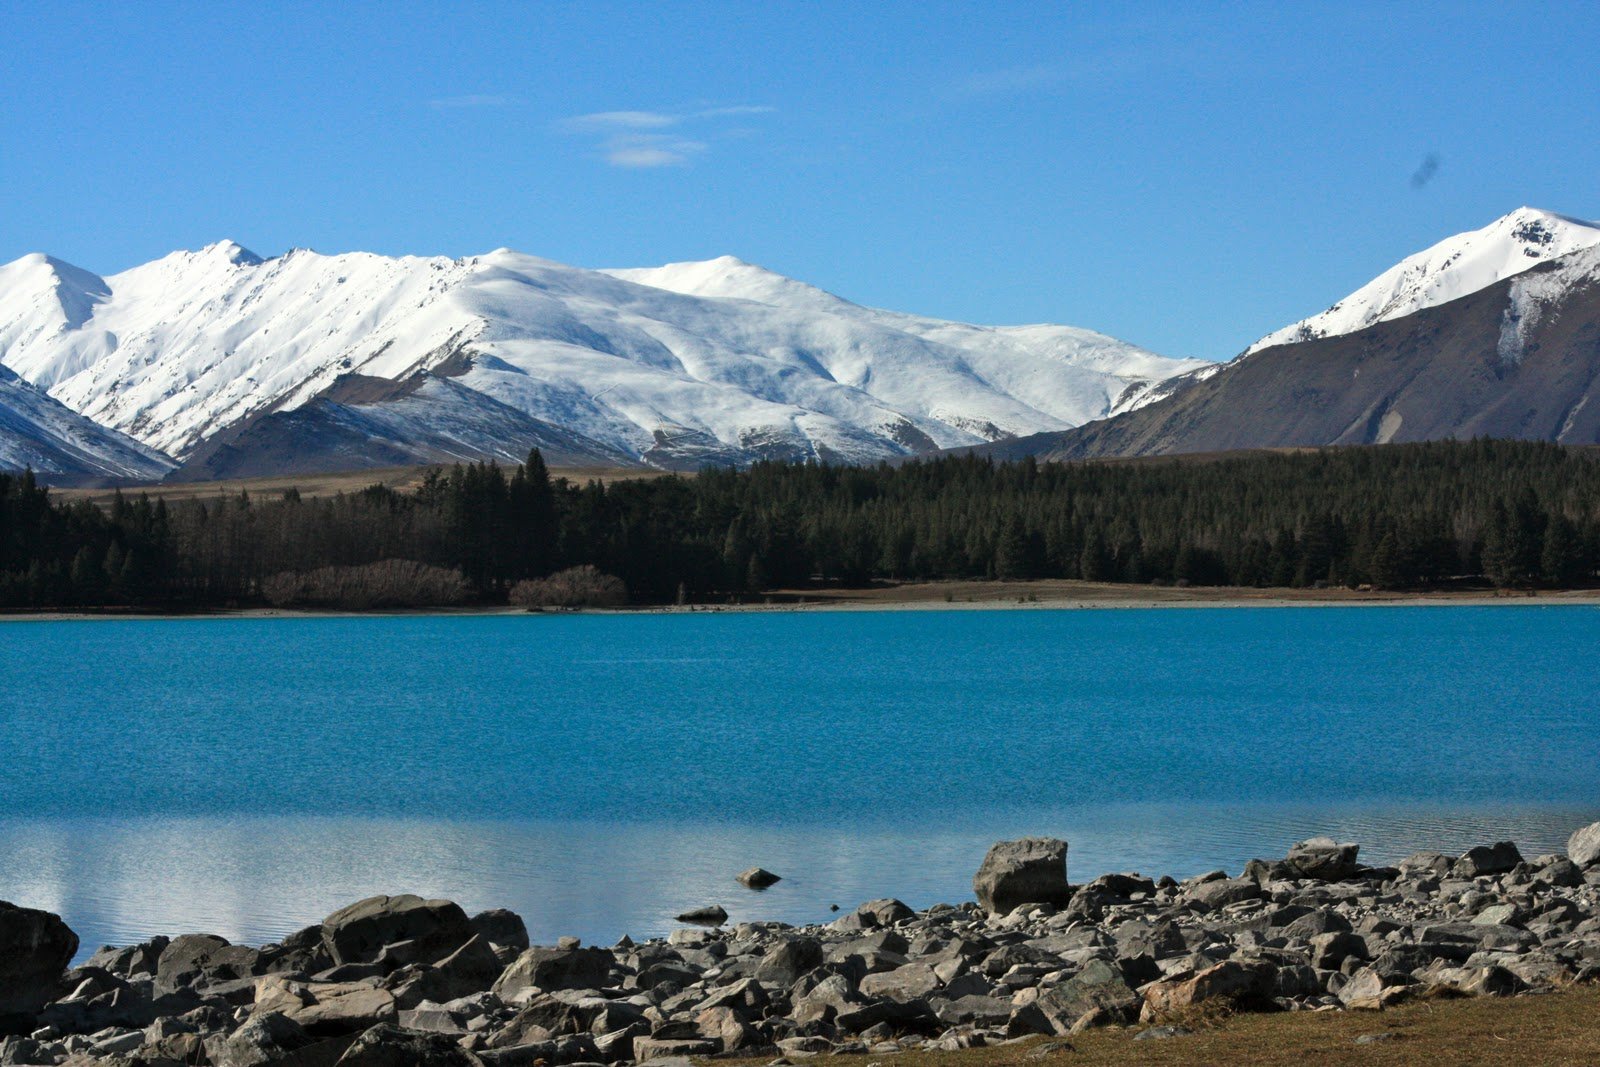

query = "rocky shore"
(7, 825), (1600, 1066)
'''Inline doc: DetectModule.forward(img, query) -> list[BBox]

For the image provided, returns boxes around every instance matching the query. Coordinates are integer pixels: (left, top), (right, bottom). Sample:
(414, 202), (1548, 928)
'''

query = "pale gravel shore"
(4, 582), (1600, 623)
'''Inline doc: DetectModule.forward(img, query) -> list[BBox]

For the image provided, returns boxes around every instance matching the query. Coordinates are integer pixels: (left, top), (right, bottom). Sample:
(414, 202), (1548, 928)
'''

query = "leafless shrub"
(509, 565), (628, 608)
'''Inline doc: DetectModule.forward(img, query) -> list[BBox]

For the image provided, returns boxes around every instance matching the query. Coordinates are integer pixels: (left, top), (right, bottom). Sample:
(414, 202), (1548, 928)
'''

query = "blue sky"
(4, 1), (1598, 360)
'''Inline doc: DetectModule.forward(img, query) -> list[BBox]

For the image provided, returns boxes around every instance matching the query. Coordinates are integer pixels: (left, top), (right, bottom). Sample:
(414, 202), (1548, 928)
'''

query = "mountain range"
(3, 206), (1599, 482)
(0, 244), (1200, 482)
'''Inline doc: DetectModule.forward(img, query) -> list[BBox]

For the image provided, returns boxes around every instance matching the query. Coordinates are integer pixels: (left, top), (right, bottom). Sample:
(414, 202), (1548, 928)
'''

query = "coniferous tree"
(1542, 513), (1585, 587)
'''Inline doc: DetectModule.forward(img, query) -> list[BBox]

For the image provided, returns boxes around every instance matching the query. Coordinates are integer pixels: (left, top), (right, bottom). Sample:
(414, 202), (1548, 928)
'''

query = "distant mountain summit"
(1246, 207), (1600, 355)
(0, 243), (1203, 478)
(975, 209), (1600, 461)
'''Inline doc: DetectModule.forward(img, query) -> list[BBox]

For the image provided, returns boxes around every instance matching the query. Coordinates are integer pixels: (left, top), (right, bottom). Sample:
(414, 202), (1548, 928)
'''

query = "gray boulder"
(390, 935), (503, 1007)
(321, 895), (474, 968)
(1539, 857), (1585, 888)
(973, 838), (1069, 915)
(755, 938), (822, 987)
(1280, 910), (1351, 940)
(1453, 842), (1524, 878)
(1183, 877), (1261, 910)
(693, 1004), (758, 1051)
(1009, 959), (1137, 1034)
(84, 937), (169, 980)
(1285, 837), (1360, 880)
(0, 901), (78, 1016)
(335, 1023), (485, 1066)
(490, 945), (613, 996)
(1338, 967), (1413, 1009)
(1308, 931), (1369, 970)
(1397, 851), (1453, 878)
(834, 899), (915, 931)
(1568, 821), (1600, 868)
(469, 910), (529, 954)
(1141, 959), (1278, 1020)
(256, 925), (334, 976)
(205, 1011), (317, 1067)
(860, 962), (940, 1000)
(631, 1036), (719, 1061)
(154, 934), (261, 995)
(793, 973), (863, 1026)
(252, 975), (399, 1036)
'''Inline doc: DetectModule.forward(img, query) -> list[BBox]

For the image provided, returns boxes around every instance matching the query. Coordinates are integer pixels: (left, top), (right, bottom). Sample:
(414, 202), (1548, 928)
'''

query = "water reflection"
(2, 803), (1591, 963)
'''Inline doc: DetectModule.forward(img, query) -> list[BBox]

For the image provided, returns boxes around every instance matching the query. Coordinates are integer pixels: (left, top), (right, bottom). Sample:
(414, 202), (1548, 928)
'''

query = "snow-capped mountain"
(0, 243), (1206, 477)
(973, 237), (1600, 462)
(0, 363), (175, 482)
(1245, 207), (1600, 355)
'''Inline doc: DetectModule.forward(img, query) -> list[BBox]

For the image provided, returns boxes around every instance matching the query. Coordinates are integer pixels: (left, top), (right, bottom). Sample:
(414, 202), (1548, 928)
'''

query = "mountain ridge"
(972, 240), (1600, 462)
(0, 243), (1204, 477)
(0, 363), (176, 482)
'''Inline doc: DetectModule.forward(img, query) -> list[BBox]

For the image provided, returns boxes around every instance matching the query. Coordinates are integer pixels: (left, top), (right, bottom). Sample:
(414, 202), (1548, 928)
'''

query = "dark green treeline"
(2, 440), (1597, 608)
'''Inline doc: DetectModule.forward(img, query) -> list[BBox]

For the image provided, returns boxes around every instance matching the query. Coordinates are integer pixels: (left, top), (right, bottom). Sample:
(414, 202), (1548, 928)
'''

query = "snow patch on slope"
(1248, 207), (1600, 355)
(1499, 243), (1600, 367)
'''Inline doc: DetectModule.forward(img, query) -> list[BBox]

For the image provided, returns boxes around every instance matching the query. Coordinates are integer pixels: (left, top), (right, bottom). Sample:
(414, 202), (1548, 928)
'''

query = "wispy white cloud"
(694, 105), (777, 119)
(429, 94), (516, 111)
(604, 134), (709, 169)
(564, 110), (681, 131)
(953, 35), (1202, 101)
(561, 104), (773, 168)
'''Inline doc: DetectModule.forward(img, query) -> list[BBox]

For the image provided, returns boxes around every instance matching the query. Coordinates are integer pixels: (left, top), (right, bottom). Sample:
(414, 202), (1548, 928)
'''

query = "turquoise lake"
(1, 605), (1597, 961)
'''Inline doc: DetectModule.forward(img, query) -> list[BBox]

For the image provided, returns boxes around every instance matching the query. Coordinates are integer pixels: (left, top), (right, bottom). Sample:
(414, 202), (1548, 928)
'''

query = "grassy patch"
(726, 986), (1600, 1066)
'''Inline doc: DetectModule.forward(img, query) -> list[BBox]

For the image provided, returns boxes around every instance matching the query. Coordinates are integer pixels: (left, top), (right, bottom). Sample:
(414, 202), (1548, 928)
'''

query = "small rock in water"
(675, 904), (729, 925)
(738, 867), (783, 889)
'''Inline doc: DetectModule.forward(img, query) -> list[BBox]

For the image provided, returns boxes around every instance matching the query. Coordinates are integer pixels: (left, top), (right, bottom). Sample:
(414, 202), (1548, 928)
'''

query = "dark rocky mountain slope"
(974, 245), (1600, 462)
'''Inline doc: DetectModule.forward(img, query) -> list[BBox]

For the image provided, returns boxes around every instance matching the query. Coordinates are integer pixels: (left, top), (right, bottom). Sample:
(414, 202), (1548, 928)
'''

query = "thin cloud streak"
(952, 33), (1205, 101)
(694, 105), (776, 119)
(605, 134), (708, 168)
(561, 104), (774, 169)
(564, 110), (681, 131)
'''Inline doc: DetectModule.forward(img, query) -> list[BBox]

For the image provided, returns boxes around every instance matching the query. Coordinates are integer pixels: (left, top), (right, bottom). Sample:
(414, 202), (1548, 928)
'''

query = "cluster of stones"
(6, 825), (1600, 1066)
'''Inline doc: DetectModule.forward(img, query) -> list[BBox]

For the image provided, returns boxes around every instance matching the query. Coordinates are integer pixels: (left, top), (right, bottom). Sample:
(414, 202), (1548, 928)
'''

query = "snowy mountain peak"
(0, 253), (112, 364)
(1247, 207), (1600, 355)
(603, 255), (852, 313)
(203, 239), (265, 267)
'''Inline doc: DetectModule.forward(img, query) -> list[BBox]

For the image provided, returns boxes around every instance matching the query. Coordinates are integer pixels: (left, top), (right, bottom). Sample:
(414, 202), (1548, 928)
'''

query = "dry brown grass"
(718, 987), (1600, 1066)
(49, 463), (674, 506)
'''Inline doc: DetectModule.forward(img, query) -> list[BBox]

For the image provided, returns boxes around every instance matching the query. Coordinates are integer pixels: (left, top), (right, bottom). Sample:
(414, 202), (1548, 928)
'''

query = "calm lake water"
(2, 605), (1597, 961)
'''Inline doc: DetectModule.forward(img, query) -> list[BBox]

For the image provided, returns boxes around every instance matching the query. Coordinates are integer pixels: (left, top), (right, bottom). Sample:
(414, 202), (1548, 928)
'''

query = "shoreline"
(3, 580), (1599, 623)
(8, 828), (1600, 1063)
